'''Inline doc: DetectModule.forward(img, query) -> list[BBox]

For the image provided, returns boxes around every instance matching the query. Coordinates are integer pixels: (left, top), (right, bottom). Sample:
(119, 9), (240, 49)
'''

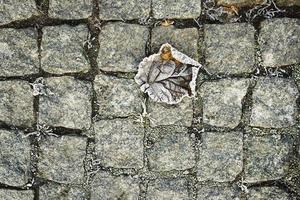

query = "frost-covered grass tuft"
(30, 77), (54, 96)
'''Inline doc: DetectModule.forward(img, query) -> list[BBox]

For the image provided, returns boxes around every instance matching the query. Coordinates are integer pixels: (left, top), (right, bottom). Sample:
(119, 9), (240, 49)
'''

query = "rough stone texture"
(0, 130), (31, 187)
(276, 0), (300, 6)
(147, 126), (195, 172)
(38, 136), (87, 184)
(0, 0), (37, 24)
(91, 171), (140, 200)
(147, 178), (189, 200)
(216, 0), (266, 7)
(98, 22), (149, 72)
(259, 18), (300, 67)
(39, 77), (92, 130)
(153, 0), (201, 19)
(148, 98), (193, 127)
(204, 23), (256, 75)
(99, 0), (151, 20)
(0, 190), (34, 200)
(199, 79), (249, 128)
(0, 28), (39, 77)
(41, 25), (90, 74)
(94, 75), (143, 118)
(197, 132), (243, 182)
(197, 185), (241, 200)
(151, 26), (198, 59)
(244, 134), (292, 183)
(48, 0), (93, 19)
(0, 80), (35, 127)
(39, 182), (86, 200)
(247, 187), (291, 200)
(250, 78), (299, 128)
(94, 119), (144, 169)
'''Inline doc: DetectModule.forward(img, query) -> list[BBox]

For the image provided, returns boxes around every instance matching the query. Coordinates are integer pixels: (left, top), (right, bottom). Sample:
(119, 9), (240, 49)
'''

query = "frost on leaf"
(135, 43), (201, 104)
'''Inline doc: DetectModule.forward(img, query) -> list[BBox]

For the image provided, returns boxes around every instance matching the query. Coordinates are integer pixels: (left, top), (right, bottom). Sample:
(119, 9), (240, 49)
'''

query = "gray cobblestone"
(148, 98), (193, 127)
(0, 80), (35, 127)
(250, 77), (299, 128)
(244, 134), (292, 183)
(147, 178), (189, 200)
(147, 126), (195, 172)
(91, 171), (140, 200)
(0, 28), (39, 77)
(94, 75), (143, 118)
(247, 187), (291, 200)
(48, 0), (93, 19)
(259, 18), (300, 67)
(37, 136), (87, 184)
(41, 25), (90, 74)
(98, 22), (149, 72)
(204, 23), (255, 75)
(0, 189), (34, 200)
(199, 79), (249, 128)
(153, 0), (201, 19)
(0, 130), (31, 187)
(39, 76), (92, 130)
(94, 119), (144, 169)
(99, 0), (151, 20)
(197, 184), (241, 200)
(0, 0), (37, 24)
(215, 0), (266, 7)
(197, 132), (243, 182)
(276, 0), (300, 6)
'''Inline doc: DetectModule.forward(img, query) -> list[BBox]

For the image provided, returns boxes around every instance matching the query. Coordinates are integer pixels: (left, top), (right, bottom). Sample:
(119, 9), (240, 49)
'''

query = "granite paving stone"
(197, 132), (243, 182)
(151, 26), (198, 59)
(90, 171), (140, 200)
(215, 0), (266, 7)
(0, 190), (34, 200)
(199, 79), (249, 128)
(244, 134), (292, 183)
(99, 0), (151, 20)
(39, 76), (92, 130)
(41, 25), (90, 74)
(153, 0), (201, 19)
(0, 0), (37, 24)
(94, 118), (144, 169)
(204, 23), (256, 75)
(259, 18), (300, 67)
(98, 22), (149, 72)
(0, 130), (31, 187)
(0, 28), (39, 77)
(148, 98), (193, 127)
(38, 135), (87, 184)
(0, 80), (35, 127)
(48, 0), (93, 19)
(197, 184), (241, 200)
(94, 75), (143, 118)
(147, 178), (189, 200)
(250, 77), (299, 128)
(247, 187), (291, 200)
(147, 126), (195, 172)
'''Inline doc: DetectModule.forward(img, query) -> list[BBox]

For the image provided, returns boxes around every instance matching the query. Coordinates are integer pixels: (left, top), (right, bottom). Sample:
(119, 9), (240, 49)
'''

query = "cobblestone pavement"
(0, 0), (299, 199)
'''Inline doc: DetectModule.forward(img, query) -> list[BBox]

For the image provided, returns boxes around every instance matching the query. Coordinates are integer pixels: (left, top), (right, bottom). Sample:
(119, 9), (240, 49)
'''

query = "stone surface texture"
(98, 22), (149, 72)
(0, 0), (37, 24)
(204, 23), (256, 75)
(247, 187), (291, 200)
(0, 130), (31, 187)
(99, 0), (151, 20)
(0, 189), (34, 200)
(94, 75), (143, 118)
(0, 80), (35, 127)
(0, 28), (39, 77)
(216, 0), (266, 7)
(41, 25), (90, 74)
(197, 185), (241, 200)
(199, 79), (249, 128)
(94, 119), (144, 169)
(197, 132), (243, 182)
(39, 76), (92, 130)
(48, 0), (93, 19)
(147, 126), (195, 172)
(250, 78), (299, 128)
(259, 18), (300, 67)
(38, 136), (87, 184)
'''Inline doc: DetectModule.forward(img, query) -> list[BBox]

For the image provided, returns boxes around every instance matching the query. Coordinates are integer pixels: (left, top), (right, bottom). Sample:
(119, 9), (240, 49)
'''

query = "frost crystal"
(135, 43), (201, 104)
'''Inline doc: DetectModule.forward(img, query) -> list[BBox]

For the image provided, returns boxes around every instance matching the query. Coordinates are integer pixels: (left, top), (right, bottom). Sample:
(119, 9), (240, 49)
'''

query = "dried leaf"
(135, 43), (201, 104)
